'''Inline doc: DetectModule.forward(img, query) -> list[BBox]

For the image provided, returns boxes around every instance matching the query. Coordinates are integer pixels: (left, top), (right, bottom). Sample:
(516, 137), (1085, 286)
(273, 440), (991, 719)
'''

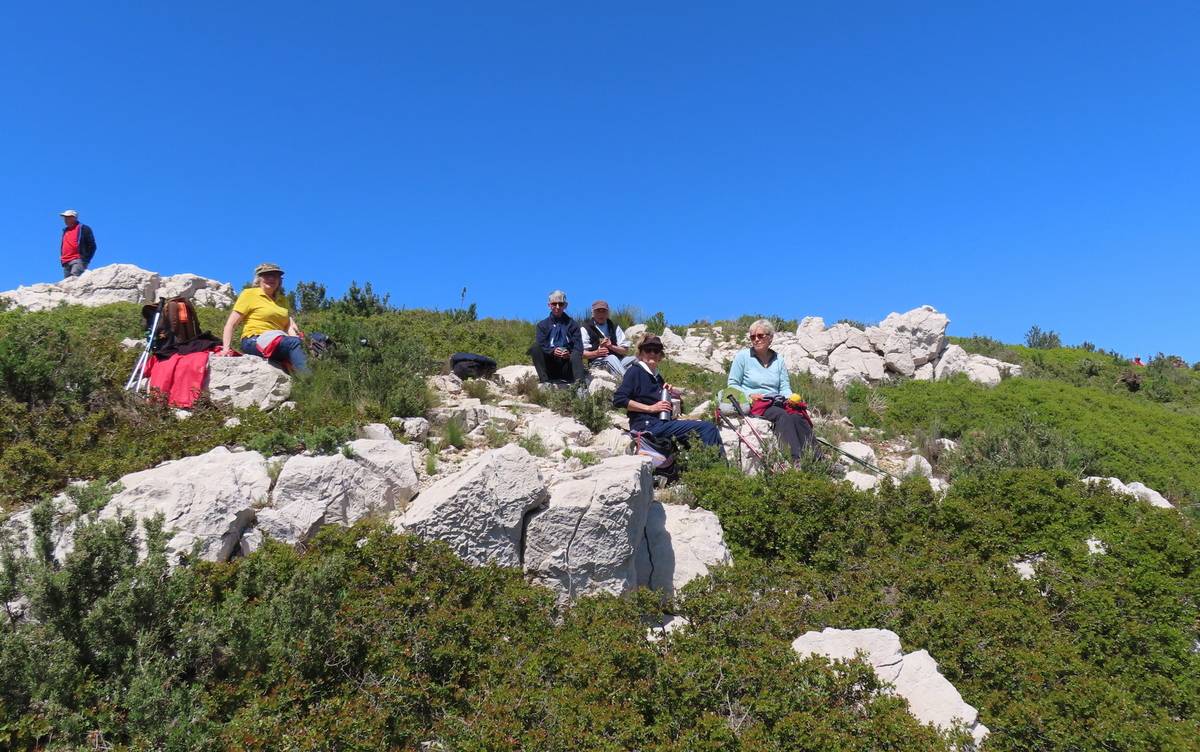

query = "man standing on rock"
(528, 289), (588, 388)
(58, 209), (97, 278)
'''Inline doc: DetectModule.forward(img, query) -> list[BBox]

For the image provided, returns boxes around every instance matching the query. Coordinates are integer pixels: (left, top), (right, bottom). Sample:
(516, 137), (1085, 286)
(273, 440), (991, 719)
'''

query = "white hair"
(748, 319), (775, 337)
(548, 290), (567, 303)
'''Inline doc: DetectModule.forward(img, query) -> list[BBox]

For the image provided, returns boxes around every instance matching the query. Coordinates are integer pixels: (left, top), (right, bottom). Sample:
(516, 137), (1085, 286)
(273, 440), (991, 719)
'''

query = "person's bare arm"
(221, 311), (245, 354)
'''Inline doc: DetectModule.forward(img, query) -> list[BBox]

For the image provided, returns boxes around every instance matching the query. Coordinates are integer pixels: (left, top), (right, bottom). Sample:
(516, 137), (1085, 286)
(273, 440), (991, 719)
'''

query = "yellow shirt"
(233, 287), (290, 339)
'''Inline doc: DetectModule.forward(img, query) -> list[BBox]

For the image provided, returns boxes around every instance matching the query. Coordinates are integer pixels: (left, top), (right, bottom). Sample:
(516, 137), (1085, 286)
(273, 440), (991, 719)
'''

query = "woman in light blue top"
(726, 319), (814, 461)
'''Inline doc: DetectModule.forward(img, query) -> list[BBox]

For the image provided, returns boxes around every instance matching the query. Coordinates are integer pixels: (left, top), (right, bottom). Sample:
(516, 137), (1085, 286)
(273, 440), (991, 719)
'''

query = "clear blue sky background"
(2, 2), (1197, 359)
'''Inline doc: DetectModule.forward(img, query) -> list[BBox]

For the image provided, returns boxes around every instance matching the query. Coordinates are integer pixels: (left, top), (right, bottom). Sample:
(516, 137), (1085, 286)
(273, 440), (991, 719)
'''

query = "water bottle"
(659, 387), (671, 421)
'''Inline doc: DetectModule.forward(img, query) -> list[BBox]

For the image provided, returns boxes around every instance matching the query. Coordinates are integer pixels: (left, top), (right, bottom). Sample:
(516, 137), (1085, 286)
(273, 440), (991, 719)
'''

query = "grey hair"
(748, 319), (775, 337)
(548, 290), (567, 303)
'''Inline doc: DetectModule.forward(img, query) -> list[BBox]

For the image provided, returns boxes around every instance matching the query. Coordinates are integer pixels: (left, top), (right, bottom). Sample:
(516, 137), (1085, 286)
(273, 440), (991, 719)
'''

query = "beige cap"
(60, 209), (78, 217)
(254, 262), (284, 276)
(591, 299), (609, 311)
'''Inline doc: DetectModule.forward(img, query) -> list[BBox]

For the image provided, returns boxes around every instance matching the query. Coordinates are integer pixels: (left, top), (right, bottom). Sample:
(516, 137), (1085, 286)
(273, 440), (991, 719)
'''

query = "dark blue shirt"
(534, 314), (583, 355)
(613, 362), (668, 431)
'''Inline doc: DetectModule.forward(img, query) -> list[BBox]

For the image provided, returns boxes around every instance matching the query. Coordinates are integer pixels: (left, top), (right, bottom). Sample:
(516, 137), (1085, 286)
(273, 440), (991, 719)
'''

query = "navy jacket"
(534, 314), (583, 355)
(62, 223), (98, 264)
(614, 362), (668, 431)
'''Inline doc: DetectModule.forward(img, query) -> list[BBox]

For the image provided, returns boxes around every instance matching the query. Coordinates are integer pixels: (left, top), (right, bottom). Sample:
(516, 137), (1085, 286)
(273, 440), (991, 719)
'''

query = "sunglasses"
(749, 333), (771, 340)
(549, 302), (566, 307)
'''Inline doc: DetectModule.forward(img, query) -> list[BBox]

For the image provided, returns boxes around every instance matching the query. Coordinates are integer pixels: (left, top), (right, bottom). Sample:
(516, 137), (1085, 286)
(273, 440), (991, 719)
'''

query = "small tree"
(293, 280), (329, 313)
(1025, 325), (1062, 349)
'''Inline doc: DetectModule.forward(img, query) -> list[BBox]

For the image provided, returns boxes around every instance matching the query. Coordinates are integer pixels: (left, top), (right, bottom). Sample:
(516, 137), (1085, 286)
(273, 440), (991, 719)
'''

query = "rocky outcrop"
(524, 456), (653, 606)
(205, 356), (292, 411)
(257, 440), (420, 548)
(792, 627), (989, 746)
(659, 305), (1016, 388)
(98, 446), (271, 562)
(933, 345), (1022, 386)
(0, 264), (235, 311)
(395, 445), (548, 568)
(636, 502), (732, 600)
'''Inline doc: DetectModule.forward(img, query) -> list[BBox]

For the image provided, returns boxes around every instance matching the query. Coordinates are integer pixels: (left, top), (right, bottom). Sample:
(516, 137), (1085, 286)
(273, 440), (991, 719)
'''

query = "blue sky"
(2, 2), (1197, 359)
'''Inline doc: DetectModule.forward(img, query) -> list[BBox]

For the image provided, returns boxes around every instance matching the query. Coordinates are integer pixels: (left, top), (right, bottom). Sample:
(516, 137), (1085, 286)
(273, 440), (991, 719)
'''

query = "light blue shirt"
(727, 347), (792, 401)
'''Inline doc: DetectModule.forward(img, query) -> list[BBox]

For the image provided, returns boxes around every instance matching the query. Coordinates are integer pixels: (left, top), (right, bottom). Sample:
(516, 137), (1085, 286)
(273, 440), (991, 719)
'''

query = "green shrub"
(462, 378), (494, 402)
(517, 433), (547, 457)
(948, 413), (1096, 478)
(442, 416), (467, 450)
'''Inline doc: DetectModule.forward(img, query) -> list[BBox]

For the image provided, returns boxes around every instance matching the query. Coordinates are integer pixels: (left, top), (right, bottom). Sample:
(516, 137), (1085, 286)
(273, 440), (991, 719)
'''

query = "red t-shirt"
(61, 225), (81, 263)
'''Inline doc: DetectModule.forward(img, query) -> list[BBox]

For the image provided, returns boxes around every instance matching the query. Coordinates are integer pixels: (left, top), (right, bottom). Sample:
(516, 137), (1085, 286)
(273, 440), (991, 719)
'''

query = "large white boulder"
(521, 412), (593, 451)
(636, 502), (732, 600)
(659, 327), (686, 349)
(828, 345), (886, 386)
(0, 493), (80, 562)
(792, 627), (988, 746)
(524, 456), (653, 606)
(255, 440), (419, 547)
(844, 471), (880, 492)
(158, 273), (236, 308)
(495, 364), (537, 387)
(428, 400), (518, 432)
(933, 345), (1021, 386)
(394, 444), (548, 568)
(837, 441), (878, 467)
(205, 355), (292, 410)
(1083, 477), (1173, 509)
(874, 306), (950, 367)
(98, 446), (270, 562)
(720, 416), (774, 474)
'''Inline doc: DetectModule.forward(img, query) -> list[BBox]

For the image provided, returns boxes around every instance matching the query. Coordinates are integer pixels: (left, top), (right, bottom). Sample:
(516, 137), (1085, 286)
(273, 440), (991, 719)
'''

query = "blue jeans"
(62, 259), (85, 278)
(639, 418), (725, 454)
(241, 335), (310, 375)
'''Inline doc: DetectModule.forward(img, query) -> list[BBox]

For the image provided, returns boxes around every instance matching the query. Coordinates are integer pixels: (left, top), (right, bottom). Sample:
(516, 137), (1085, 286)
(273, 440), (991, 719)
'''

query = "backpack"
(450, 352), (498, 380)
(631, 431), (681, 484)
(141, 297), (202, 351)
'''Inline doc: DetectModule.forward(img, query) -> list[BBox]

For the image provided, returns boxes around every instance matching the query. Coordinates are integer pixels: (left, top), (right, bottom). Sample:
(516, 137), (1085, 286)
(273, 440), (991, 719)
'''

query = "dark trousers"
(638, 418), (725, 455)
(761, 405), (815, 459)
(529, 345), (587, 384)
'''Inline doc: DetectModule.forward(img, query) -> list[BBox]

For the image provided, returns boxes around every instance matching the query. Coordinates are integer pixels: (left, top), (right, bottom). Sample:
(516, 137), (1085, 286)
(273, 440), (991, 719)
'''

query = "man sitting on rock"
(580, 299), (636, 377)
(614, 334), (724, 452)
(528, 290), (588, 387)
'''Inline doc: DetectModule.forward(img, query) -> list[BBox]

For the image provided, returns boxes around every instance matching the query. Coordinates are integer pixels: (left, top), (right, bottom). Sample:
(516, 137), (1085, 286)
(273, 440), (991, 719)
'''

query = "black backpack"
(450, 352), (498, 380)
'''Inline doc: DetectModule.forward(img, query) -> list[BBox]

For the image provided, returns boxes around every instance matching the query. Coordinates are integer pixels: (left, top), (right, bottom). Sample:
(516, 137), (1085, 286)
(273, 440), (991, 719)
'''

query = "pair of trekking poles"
(124, 298), (164, 393)
(714, 395), (897, 479)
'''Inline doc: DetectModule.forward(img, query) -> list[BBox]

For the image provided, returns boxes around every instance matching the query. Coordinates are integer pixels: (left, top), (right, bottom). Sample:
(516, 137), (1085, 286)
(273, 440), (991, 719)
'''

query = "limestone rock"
(395, 444), (548, 568)
(357, 423), (394, 441)
(1084, 477), (1173, 509)
(933, 345), (1021, 387)
(521, 412), (592, 451)
(428, 373), (463, 395)
(828, 345), (885, 386)
(903, 455), (933, 478)
(256, 441), (418, 547)
(624, 324), (647, 343)
(587, 370), (621, 394)
(206, 356), (292, 410)
(636, 502), (732, 600)
(659, 327), (685, 349)
(875, 306), (950, 366)
(395, 416), (430, 442)
(845, 471), (880, 492)
(1011, 554), (1045, 580)
(524, 456), (653, 606)
(792, 627), (988, 746)
(837, 441), (878, 467)
(1086, 537), (1107, 555)
(591, 426), (633, 457)
(914, 362), (935, 381)
(0, 264), (236, 312)
(884, 350), (916, 378)
(429, 400), (518, 432)
(158, 273), (235, 307)
(0, 493), (80, 562)
(99, 447), (270, 562)
(496, 364), (537, 387)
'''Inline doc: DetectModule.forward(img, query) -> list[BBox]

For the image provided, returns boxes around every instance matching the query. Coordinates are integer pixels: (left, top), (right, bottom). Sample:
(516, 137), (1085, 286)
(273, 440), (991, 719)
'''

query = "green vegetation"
(877, 375), (1200, 507)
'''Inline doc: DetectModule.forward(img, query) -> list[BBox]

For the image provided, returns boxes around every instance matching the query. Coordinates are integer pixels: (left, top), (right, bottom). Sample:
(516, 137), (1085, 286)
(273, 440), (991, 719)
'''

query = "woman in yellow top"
(219, 262), (310, 374)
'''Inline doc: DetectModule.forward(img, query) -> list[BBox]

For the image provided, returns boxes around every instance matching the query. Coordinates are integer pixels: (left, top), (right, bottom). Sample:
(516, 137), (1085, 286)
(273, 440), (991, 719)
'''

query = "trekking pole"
(813, 437), (899, 480)
(713, 405), (766, 464)
(125, 299), (164, 392)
